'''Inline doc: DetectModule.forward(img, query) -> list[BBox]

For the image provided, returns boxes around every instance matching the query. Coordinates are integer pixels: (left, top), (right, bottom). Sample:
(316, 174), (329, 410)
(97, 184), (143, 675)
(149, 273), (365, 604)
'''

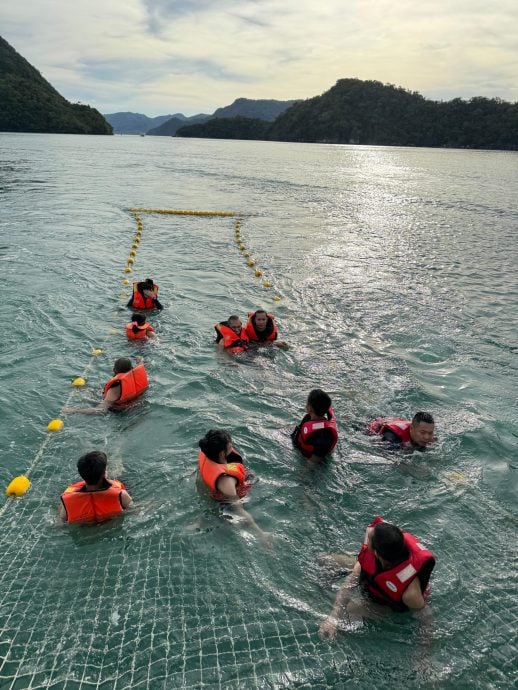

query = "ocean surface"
(0, 133), (516, 689)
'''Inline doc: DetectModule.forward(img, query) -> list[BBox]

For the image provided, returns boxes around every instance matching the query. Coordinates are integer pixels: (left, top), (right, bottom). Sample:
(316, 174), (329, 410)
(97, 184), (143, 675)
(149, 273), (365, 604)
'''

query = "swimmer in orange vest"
(245, 310), (288, 349)
(64, 357), (149, 415)
(59, 451), (132, 524)
(214, 315), (249, 353)
(126, 313), (155, 340)
(291, 389), (338, 462)
(368, 412), (436, 450)
(126, 278), (163, 311)
(198, 429), (272, 546)
(319, 517), (435, 640)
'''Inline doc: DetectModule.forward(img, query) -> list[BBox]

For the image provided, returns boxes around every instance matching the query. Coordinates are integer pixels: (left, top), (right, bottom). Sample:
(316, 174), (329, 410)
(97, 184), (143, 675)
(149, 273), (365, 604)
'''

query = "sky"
(2, 0), (517, 116)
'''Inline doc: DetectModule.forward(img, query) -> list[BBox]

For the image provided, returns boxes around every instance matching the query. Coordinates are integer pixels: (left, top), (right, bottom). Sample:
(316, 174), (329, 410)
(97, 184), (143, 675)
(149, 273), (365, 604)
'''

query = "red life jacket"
(102, 363), (149, 405)
(295, 407), (338, 457)
(198, 449), (250, 500)
(245, 312), (278, 342)
(214, 322), (249, 353)
(358, 516), (435, 611)
(125, 321), (155, 340)
(132, 282), (159, 310)
(61, 479), (126, 523)
(368, 417), (412, 444)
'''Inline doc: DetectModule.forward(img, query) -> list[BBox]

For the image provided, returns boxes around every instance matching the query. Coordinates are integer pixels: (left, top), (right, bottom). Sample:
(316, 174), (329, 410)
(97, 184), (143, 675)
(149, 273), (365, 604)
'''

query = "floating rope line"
(128, 208), (238, 217)
(233, 218), (282, 302)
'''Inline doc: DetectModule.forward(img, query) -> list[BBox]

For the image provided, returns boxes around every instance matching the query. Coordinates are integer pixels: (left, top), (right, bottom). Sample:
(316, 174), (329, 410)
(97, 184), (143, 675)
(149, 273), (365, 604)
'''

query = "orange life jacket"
(358, 516), (436, 611)
(198, 448), (250, 500)
(132, 282), (159, 310)
(294, 407), (338, 458)
(245, 312), (278, 342)
(368, 417), (412, 443)
(102, 363), (149, 405)
(61, 479), (126, 523)
(214, 322), (249, 353)
(125, 321), (155, 340)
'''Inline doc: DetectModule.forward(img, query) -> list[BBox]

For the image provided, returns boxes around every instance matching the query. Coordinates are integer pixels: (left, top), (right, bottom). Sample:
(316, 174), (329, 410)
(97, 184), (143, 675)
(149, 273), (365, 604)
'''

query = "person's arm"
(153, 298), (163, 310)
(319, 560), (362, 639)
(401, 578), (426, 610)
(63, 385), (120, 415)
(146, 326), (156, 338)
(58, 499), (67, 521)
(217, 339), (226, 351)
(216, 476), (272, 546)
(126, 296), (134, 308)
(381, 429), (402, 446)
(273, 341), (288, 349)
(120, 490), (133, 509)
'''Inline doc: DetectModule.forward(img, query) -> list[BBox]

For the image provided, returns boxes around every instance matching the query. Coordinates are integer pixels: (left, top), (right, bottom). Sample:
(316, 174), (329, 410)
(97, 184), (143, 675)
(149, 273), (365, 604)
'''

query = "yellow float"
(72, 377), (86, 387)
(127, 258), (134, 264)
(91, 348), (103, 356)
(47, 419), (64, 432)
(122, 279), (130, 285)
(247, 260), (255, 267)
(263, 281), (272, 287)
(273, 296), (282, 301)
(124, 267), (132, 273)
(129, 250), (136, 257)
(6, 476), (31, 497)
(255, 269), (262, 277)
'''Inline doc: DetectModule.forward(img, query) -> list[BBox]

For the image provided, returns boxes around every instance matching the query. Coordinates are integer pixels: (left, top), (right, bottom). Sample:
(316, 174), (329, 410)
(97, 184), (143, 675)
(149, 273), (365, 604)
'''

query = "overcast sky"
(2, 0), (517, 116)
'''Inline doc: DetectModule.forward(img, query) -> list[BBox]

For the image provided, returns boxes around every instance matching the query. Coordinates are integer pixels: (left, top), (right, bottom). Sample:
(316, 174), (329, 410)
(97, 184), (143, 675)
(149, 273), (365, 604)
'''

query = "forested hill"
(0, 36), (112, 134)
(177, 79), (518, 150)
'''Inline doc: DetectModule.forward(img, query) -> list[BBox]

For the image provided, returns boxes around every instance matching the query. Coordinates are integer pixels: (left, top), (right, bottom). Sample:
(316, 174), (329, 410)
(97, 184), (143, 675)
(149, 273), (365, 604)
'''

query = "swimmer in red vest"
(291, 389), (338, 462)
(126, 313), (156, 340)
(197, 429), (272, 546)
(319, 517), (435, 639)
(64, 357), (149, 415)
(59, 451), (132, 524)
(126, 278), (163, 311)
(245, 310), (288, 349)
(368, 412), (436, 450)
(214, 315), (249, 353)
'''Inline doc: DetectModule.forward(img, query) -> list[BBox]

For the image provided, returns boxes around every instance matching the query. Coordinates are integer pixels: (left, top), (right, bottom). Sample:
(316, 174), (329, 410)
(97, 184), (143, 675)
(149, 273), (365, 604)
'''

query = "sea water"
(0, 133), (516, 689)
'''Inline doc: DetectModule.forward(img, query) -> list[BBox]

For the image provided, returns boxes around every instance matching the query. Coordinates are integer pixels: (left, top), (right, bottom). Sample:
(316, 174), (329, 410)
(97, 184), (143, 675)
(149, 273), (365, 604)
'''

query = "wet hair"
(77, 451), (107, 485)
(227, 315), (240, 323)
(137, 278), (155, 294)
(131, 313), (146, 333)
(198, 429), (231, 463)
(113, 357), (132, 374)
(412, 411), (434, 426)
(307, 389), (332, 417)
(372, 522), (408, 564)
(253, 309), (268, 319)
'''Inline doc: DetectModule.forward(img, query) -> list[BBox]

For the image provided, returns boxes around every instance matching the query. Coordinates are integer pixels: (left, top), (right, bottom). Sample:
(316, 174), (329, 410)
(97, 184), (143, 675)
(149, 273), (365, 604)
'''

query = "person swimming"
(125, 313), (155, 340)
(127, 278), (163, 311)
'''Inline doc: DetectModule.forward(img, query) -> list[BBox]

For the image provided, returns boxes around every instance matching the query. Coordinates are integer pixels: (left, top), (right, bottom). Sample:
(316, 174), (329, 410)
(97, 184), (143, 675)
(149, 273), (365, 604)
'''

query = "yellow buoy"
(255, 269), (263, 277)
(129, 250), (136, 257)
(6, 476), (31, 497)
(127, 258), (134, 264)
(132, 243), (139, 249)
(239, 244), (246, 251)
(91, 348), (103, 356)
(263, 281), (272, 288)
(122, 279), (130, 285)
(243, 252), (250, 258)
(247, 260), (255, 267)
(47, 419), (64, 432)
(72, 377), (86, 387)
(124, 267), (132, 273)
(273, 296), (282, 301)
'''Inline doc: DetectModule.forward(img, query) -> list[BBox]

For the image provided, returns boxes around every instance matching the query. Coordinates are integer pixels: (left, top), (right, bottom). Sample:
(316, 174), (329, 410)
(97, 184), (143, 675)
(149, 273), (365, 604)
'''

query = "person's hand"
(259, 531), (274, 548)
(275, 341), (289, 350)
(319, 616), (338, 640)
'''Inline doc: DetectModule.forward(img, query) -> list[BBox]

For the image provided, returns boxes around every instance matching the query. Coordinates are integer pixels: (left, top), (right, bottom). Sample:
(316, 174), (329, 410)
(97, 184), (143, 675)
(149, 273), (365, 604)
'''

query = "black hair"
(253, 309), (268, 318)
(307, 389), (332, 417)
(372, 522), (408, 564)
(77, 451), (107, 485)
(137, 278), (155, 294)
(412, 411), (434, 426)
(227, 315), (240, 323)
(131, 313), (146, 333)
(113, 357), (132, 374)
(198, 429), (231, 463)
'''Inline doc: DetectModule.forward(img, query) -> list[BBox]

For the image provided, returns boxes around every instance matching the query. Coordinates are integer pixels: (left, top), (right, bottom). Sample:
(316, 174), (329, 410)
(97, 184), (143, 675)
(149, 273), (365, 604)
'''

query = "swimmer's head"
(141, 278), (156, 297)
(371, 521), (408, 565)
(253, 310), (269, 331)
(227, 315), (242, 334)
(77, 451), (108, 486)
(307, 389), (332, 418)
(131, 313), (146, 326)
(410, 412), (435, 447)
(113, 357), (132, 374)
(199, 429), (232, 463)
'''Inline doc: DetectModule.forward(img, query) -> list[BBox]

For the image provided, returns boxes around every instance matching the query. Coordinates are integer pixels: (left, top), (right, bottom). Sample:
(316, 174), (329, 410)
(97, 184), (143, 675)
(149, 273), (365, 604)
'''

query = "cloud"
(1, 0), (517, 114)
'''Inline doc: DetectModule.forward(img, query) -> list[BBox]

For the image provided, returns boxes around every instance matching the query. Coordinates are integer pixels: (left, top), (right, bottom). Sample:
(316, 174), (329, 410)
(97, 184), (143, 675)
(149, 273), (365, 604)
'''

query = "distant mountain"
(176, 79), (518, 151)
(147, 113), (211, 136)
(103, 112), (185, 134)
(212, 98), (299, 122)
(176, 117), (270, 140)
(0, 36), (111, 134)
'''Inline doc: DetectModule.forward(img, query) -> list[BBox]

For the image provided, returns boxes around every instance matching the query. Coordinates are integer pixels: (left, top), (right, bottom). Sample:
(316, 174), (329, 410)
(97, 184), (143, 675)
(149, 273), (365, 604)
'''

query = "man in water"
(59, 451), (132, 523)
(64, 357), (148, 415)
(368, 412), (435, 450)
(319, 516), (435, 639)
